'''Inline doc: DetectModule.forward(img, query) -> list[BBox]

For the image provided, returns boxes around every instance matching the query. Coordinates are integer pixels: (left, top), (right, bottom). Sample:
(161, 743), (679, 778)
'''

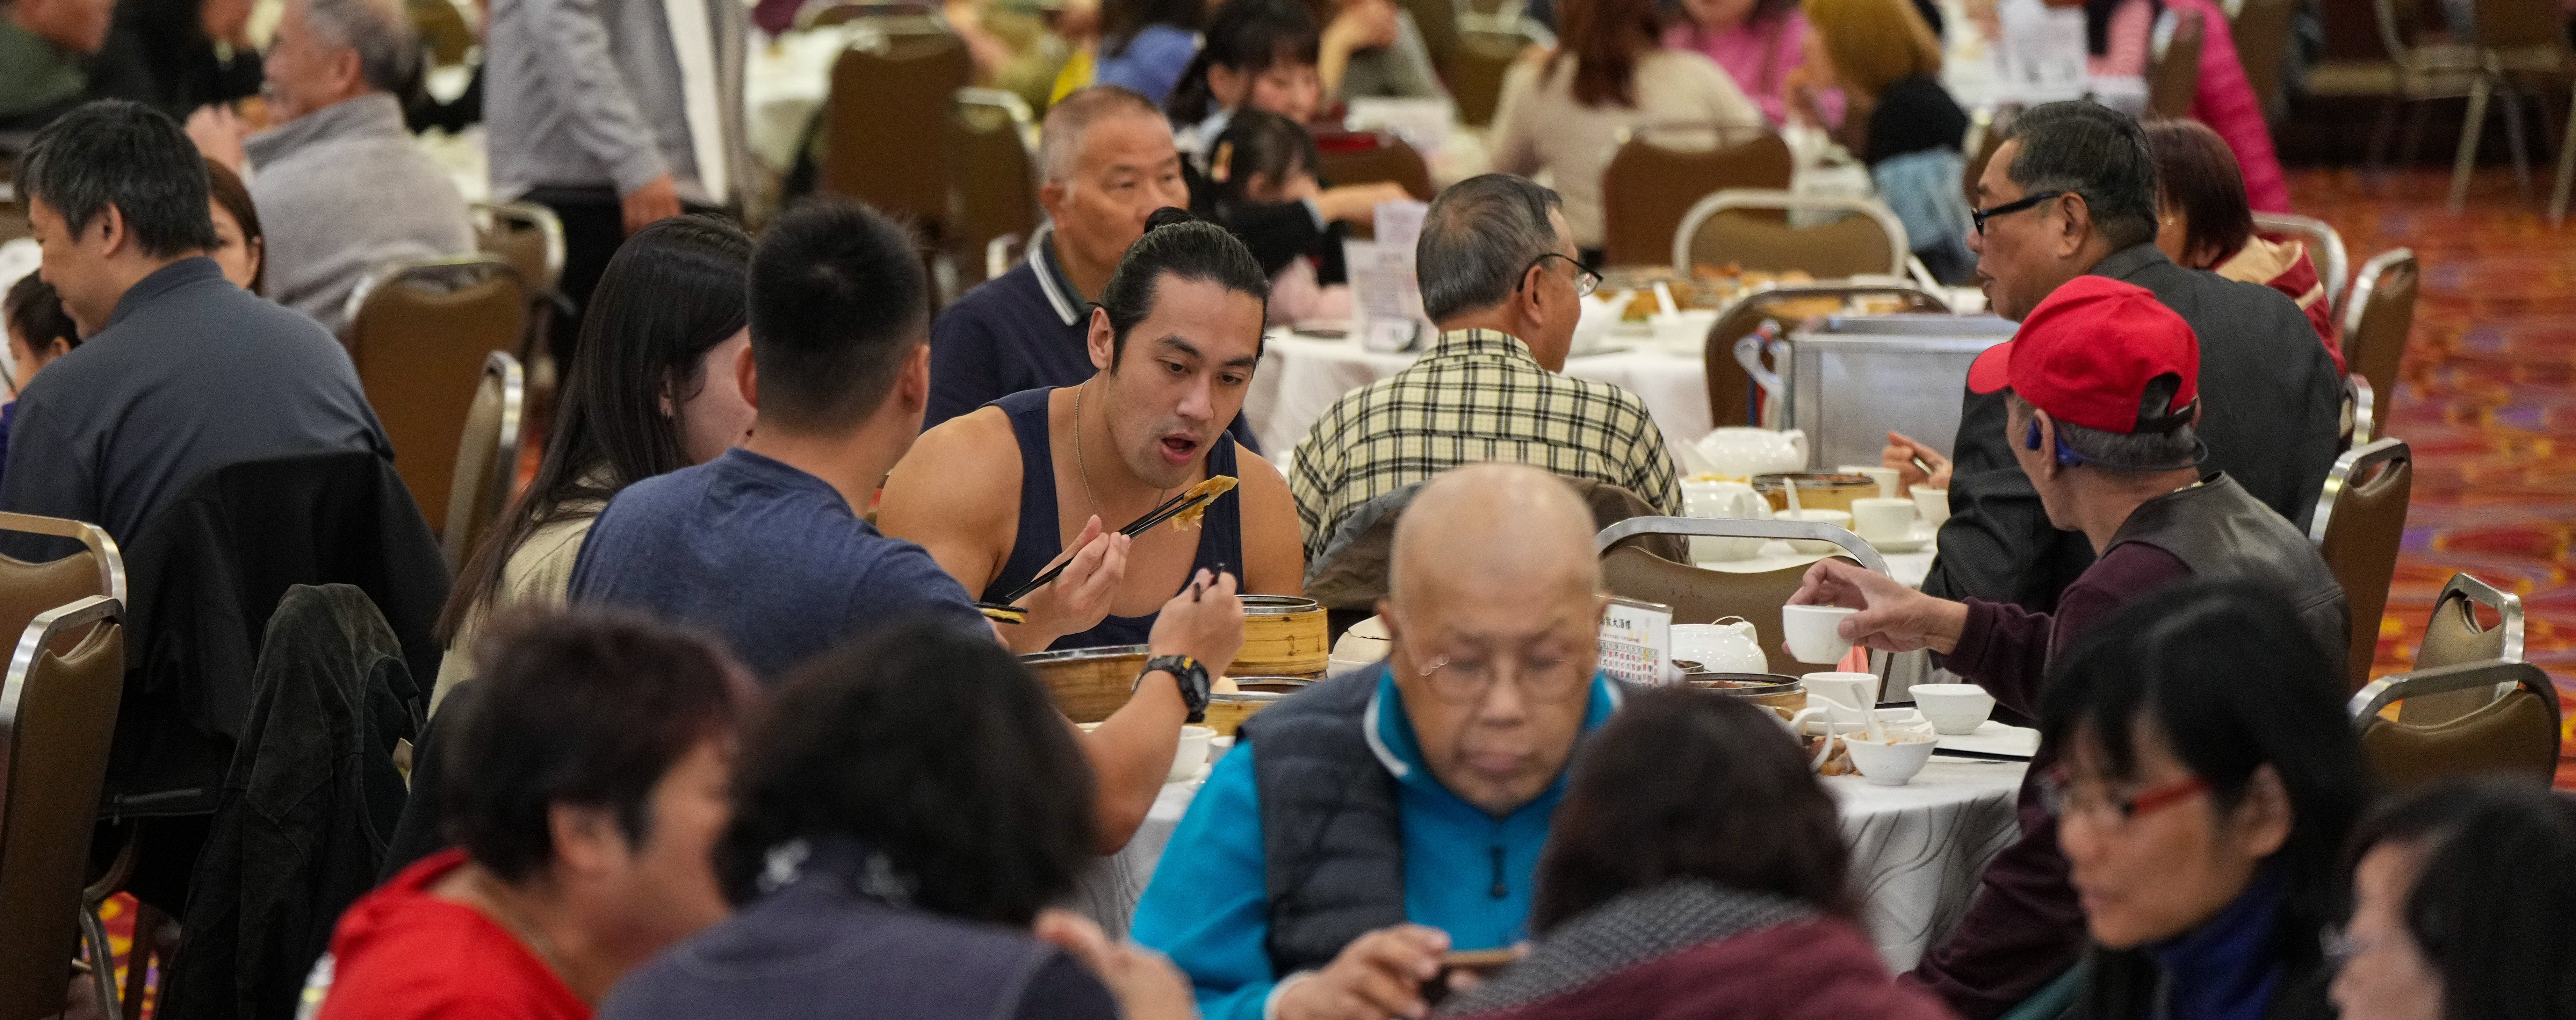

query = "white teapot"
(1681, 479), (1772, 561)
(1670, 617), (1768, 675)
(1693, 427), (1809, 480)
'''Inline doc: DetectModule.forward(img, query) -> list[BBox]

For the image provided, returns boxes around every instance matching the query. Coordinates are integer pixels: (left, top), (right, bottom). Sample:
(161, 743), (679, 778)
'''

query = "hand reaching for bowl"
(1882, 431), (1951, 494)
(1788, 558), (1968, 655)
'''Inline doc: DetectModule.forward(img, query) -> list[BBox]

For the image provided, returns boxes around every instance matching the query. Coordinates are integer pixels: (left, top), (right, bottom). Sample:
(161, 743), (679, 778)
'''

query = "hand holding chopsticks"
(995, 479), (1235, 605)
(981, 515), (1128, 646)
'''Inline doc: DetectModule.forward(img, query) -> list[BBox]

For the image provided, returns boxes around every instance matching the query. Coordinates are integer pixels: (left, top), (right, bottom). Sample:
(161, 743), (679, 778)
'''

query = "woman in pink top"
(1662, 0), (1840, 124)
(2085, 0), (2291, 211)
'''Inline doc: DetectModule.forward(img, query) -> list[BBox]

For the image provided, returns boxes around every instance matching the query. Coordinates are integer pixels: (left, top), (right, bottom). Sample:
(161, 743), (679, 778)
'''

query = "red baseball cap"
(1966, 276), (2200, 434)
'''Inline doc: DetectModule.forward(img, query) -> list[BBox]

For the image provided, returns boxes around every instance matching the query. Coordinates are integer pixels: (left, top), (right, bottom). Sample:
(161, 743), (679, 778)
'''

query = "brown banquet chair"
(1673, 189), (1911, 280)
(2307, 437), (2412, 690)
(1594, 517), (1890, 677)
(342, 256), (529, 533)
(1450, 14), (1549, 128)
(2402, 572), (2525, 724)
(441, 352), (526, 574)
(1314, 131), (1436, 202)
(2351, 659), (2559, 790)
(0, 596), (128, 1020)
(2147, 9), (2207, 120)
(948, 88), (1042, 289)
(821, 23), (972, 250)
(2340, 249), (2418, 420)
(1599, 129), (1790, 269)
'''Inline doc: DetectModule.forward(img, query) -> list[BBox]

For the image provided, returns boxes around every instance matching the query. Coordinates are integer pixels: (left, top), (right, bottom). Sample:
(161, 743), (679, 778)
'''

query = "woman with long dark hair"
(431, 215), (755, 708)
(1436, 688), (1953, 1019)
(2332, 778), (2576, 1020)
(2042, 581), (2372, 1020)
(599, 622), (1197, 1020)
(1489, 0), (1760, 260)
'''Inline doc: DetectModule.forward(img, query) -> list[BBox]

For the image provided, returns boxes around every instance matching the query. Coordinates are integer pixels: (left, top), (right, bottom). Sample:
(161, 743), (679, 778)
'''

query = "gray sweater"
(244, 94), (476, 335)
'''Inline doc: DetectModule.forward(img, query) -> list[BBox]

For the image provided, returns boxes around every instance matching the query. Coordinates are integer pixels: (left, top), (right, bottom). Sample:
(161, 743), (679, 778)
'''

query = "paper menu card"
(1599, 596), (1676, 687)
(1346, 199), (1433, 353)
(1996, 0), (2088, 99)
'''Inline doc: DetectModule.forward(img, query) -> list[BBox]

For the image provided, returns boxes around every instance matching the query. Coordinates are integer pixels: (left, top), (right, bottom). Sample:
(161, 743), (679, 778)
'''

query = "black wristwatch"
(1139, 655), (1211, 723)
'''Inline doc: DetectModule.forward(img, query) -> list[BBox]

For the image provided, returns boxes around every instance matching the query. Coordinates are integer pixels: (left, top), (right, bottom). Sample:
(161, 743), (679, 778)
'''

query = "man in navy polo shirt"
(928, 85), (1261, 451)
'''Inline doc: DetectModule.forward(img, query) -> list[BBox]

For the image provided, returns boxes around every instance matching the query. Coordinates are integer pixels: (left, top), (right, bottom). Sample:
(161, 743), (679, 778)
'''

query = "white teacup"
(1912, 487), (1951, 527)
(1776, 508), (1852, 555)
(1781, 605), (1858, 664)
(1839, 465), (1901, 500)
(1169, 725), (1215, 782)
(1911, 683), (1998, 735)
(1682, 479), (1771, 561)
(1849, 497), (1916, 543)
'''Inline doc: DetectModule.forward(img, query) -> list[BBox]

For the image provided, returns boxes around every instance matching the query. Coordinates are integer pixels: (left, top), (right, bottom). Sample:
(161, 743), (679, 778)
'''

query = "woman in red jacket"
(2146, 120), (2344, 372)
(1435, 689), (1957, 1020)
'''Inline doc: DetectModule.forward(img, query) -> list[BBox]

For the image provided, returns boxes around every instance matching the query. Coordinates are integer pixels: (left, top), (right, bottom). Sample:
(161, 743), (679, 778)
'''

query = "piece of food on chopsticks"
(976, 602), (1028, 625)
(1167, 475), (1239, 531)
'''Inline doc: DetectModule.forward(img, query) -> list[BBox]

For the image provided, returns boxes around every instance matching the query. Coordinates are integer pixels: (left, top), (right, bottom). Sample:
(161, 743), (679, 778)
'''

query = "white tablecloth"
(1246, 330), (1715, 465)
(1103, 753), (2025, 968)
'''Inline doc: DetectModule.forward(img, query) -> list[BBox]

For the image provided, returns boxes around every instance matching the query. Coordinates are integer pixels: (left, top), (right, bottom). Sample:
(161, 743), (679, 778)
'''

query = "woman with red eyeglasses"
(2039, 580), (2371, 1020)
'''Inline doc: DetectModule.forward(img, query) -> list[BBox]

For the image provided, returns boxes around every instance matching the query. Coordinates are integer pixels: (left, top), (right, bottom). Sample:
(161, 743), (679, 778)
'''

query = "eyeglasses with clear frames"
(1517, 252), (1601, 299)
(1410, 648), (1594, 705)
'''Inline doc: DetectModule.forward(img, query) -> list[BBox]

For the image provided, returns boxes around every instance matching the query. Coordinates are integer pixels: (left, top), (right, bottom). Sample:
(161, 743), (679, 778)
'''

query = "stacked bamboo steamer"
(1022, 596), (1330, 733)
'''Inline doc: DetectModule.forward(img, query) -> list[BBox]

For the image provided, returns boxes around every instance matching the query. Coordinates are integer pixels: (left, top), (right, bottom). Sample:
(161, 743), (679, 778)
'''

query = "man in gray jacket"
(188, 0), (474, 334)
(483, 0), (745, 364)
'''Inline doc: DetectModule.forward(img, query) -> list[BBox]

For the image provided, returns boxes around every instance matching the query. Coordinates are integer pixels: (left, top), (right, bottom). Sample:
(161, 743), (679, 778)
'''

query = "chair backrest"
(1305, 479), (1688, 610)
(1600, 130), (1792, 268)
(1315, 132), (1436, 201)
(1699, 283), (1954, 428)
(2344, 373), (2376, 448)
(469, 202), (565, 298)
(1450, 17), (1546, 127)
(1675, 189), (1910, 278)
(1398, 0), (1462, 82)
(2232, 0), (2302, 115)
(2471, 0), (2574, 53)
(343, 256), (528, 534)
(2148, 9), (2207, 119)
(2340, 248), (2418, 420)
(823, 30), (973, 239)
(2309, 438), (2411, 690)
(947, 88), (1042, 292)
(441, 352), (525, 574)
(0, 513), (124, 654)
(2406, 573), (2524, 723)
(2352, 659), (2559, 789)
(1595, 516), (1890, 677)
(0, 596), (123, 1020)
(2252, 211), (2350, 315)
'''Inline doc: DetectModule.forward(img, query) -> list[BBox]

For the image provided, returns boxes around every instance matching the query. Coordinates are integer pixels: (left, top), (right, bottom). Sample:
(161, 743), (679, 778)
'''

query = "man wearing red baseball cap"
(1789, 276), (2347, 1015)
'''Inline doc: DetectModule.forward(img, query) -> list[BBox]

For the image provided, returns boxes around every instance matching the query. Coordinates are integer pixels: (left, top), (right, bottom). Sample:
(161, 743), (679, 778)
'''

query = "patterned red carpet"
(2291, 166), (2576, 783)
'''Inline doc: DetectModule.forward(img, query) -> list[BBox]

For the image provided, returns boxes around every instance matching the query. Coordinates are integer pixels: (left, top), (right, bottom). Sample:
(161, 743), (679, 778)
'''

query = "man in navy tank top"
(882, 208), (1307, 656)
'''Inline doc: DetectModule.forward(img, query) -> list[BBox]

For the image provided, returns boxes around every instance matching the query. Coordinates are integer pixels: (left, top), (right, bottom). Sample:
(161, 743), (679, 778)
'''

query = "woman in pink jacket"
(2086, 0), (2290, 212)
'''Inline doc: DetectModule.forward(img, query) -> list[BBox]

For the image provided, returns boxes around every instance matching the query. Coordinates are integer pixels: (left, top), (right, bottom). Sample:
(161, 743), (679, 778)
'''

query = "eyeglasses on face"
(1971, 190), (2068, 236)
(2036, 767), (2211, 827)
(1517, 251), (1601, 299)
(1408, 648), (1593, 706)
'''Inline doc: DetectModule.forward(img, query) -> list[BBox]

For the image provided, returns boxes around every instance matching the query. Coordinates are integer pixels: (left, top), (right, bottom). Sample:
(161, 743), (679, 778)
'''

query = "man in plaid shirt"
(1289, 174), (1683, 563)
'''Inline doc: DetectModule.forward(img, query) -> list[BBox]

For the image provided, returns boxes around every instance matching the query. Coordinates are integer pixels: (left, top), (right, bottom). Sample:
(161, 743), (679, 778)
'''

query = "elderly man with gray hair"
(1289, 173), (1681, 563)
(926, 85), (1261, 449)
(186, 0), (473, 333)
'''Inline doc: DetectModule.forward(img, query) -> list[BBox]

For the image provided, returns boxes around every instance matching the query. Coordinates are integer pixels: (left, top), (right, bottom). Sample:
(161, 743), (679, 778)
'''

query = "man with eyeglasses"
(1133, 462), (1627, 1020)
(1288, 173), (1680, 566)
(1801, 276), (2347, 1020)
(1883, 101), (2342, 632)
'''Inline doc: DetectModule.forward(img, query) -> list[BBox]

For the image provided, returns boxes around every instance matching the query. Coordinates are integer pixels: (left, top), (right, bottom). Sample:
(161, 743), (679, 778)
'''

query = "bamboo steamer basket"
(1201, 677), (1311, 736)
(1235, 595), (1329, 677)
(1021, 644), (1150, 724)
(1752, 473), (1877, 515)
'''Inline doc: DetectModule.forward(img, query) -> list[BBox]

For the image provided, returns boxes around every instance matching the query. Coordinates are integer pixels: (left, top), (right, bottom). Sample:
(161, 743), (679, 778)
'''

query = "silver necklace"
(1073, 380), (1171, 520)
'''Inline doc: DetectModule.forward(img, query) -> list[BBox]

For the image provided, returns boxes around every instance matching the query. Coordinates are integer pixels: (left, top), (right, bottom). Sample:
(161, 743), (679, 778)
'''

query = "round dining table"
(1087, 747), (2025, 971)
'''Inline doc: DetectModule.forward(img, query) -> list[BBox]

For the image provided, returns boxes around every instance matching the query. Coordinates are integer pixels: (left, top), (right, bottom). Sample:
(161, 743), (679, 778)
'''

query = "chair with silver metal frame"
(1672, 189), (1912, 280)
(441, 352), (526, 574)
(1594, 517), (1889, 677)
(2340, 249), (2417, 426)
(0, 513), (126, 640)
(0, 595), (126, 1020)
(950, 88), (1041, 291)
(2350, 659), (2558, 789)
(2344, 374), (2376, 449)
(2402, 573), (2525, 725)
(2309, 438), (2411, 691)
(2251, 211), (2350, 317)
(343, 255), (529, 534)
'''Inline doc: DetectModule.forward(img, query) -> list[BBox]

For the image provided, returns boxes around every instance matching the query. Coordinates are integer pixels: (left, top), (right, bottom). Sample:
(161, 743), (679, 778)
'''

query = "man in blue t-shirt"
(570, 197), (1246, 853)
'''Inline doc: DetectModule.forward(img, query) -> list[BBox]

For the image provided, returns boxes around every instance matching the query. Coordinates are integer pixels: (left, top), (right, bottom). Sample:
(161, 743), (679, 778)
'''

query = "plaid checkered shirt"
(1289, 328), (1685, 562)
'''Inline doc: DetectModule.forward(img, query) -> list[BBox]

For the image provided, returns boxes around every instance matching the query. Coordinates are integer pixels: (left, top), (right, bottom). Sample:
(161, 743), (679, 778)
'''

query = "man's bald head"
(1390, 463), (1599, 611)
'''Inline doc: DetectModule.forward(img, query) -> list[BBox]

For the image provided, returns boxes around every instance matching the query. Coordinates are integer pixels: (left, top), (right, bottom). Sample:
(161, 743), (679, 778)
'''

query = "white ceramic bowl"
(1169, 725), (1214, 782)
(1776, 509), (1852, 554)
(1911, 683), (1998, 735)
(1842, 733), (1937, 786)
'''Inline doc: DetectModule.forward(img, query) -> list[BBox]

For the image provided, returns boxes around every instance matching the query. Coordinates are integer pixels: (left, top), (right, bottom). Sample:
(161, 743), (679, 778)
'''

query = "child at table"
(1202, 109), (1354, 327)
(2, 276), (80, 491)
